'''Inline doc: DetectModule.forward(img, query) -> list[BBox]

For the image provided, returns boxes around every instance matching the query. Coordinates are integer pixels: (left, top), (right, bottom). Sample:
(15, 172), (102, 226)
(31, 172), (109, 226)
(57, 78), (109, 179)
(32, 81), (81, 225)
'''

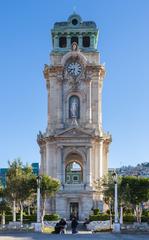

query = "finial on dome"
(73, 6), (77, 14)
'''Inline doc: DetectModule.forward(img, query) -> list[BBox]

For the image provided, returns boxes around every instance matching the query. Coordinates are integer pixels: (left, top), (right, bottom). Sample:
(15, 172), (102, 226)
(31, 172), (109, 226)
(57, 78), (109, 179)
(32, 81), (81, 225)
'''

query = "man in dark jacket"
(71, 217), (78, 234)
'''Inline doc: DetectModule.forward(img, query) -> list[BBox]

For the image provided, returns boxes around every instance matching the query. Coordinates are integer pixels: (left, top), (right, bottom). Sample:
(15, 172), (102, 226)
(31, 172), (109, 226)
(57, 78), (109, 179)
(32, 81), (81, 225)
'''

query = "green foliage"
(0, 200), (10, 213)
(39, 175), (60, 223)
(44, 213), (60, 221)
(141, 215), (149, 222)
(93, 208), (100, 215)
(102, 173), (115, 205)
(23, 214), (36, 223)
(142, 209), (149, 217)
(121, 176), (149, 206)
(123, 215), (135, 223)
(89, 214), (110, 221)
(5, 159), (36, 203)
(123, 208), (133, 215)
(40, 175), (60, 199)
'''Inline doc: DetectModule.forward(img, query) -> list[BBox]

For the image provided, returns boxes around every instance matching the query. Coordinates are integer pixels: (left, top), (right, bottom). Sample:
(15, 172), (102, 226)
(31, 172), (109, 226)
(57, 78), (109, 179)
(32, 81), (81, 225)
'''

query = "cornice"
(43, 64), (63, 79)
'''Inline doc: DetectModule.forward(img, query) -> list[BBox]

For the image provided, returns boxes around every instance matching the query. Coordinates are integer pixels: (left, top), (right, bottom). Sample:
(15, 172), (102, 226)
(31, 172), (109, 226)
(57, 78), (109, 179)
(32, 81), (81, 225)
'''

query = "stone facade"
(37, 13), (111, 220)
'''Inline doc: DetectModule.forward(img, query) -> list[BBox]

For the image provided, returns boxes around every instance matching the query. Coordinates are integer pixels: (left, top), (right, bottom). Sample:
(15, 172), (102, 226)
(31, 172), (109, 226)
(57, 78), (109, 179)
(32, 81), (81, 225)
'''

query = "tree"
(5, 159), (36, 224)
(0, 183), (10, 226)
(40, 175), (60, 224)
(0, 200), (10, 226)
(15, 165), (36, 225)
(121, 176), (149, 223)
(5, 159), (23, 222)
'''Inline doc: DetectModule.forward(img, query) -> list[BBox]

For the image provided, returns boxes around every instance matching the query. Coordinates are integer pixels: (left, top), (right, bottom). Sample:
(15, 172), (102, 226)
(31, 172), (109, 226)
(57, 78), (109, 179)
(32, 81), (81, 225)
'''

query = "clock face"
(67, 62), (82, 77)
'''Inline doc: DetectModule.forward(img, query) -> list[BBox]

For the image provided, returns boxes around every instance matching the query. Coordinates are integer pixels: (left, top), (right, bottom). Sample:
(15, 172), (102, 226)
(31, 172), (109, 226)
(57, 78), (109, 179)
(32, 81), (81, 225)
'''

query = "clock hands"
(67, 62), (82, 77)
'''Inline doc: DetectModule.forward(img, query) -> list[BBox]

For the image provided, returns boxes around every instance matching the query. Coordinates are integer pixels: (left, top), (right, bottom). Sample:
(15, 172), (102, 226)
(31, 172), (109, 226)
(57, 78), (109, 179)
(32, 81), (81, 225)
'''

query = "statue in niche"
(69, 96), (79, 119)
(71, 42), (78, 51)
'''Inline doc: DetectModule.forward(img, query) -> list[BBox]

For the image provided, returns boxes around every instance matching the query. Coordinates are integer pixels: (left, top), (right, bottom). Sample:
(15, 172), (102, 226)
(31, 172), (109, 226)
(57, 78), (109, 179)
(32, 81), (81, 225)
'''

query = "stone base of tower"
(45, 187), (104, 220)
(56, 191), (93, 220)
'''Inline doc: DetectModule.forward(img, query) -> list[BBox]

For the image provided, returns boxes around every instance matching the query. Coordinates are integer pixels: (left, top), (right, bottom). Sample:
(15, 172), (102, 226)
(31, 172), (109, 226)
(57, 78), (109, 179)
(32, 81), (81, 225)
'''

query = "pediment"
(55, 127), (93, 138)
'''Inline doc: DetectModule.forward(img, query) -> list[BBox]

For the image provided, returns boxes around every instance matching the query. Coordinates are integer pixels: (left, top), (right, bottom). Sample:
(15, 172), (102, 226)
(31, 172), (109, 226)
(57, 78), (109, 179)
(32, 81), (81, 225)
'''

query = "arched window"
(69, 96), (80, 119)
(65, 162), (83, 184)
(59, 37), (67, 48)
(71, 36), (78, 45)
(72, 19), (78, 25)
(83, 36), (90, 47)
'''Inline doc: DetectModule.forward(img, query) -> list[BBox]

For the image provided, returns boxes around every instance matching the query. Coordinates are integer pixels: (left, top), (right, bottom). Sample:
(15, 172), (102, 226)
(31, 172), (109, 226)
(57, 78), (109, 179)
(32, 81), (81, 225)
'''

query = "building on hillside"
(115, 162), (149, 177)
(37, 13), (111, 220)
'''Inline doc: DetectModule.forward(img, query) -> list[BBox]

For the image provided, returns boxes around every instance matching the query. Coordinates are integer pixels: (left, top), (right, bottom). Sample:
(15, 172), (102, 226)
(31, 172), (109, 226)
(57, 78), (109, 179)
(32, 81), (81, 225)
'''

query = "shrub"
(123, 208), (133, 215)
(142, 209), (149, 217)
(141, 215), (149, 222)
(23, 214), (36, 223)
(123, 215), (135, 223)
(93, 208), (100, 215)
(89, 214), (110, 221)
(44, 213), (60, 221)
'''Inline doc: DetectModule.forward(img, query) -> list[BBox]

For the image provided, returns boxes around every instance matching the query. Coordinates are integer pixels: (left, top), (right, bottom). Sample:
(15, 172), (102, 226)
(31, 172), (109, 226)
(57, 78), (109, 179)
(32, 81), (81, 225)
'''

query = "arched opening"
(59, 37), (67, 48)
(83, 36), (90, 47)
(65, 153), (83, 184)
(69, 95), (80, 119)
(71, 36), (78, 45)
(72, 19), (78, 25)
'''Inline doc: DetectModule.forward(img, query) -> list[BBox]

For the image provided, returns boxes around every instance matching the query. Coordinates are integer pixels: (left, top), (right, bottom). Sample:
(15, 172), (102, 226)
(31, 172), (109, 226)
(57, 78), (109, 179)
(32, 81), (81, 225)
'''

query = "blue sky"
(0, 0), (149, 168)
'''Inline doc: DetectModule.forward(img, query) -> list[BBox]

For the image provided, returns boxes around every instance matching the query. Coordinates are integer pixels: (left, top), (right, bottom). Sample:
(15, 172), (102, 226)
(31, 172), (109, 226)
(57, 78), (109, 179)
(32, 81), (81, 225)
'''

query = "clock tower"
(37, 13), (111, 220)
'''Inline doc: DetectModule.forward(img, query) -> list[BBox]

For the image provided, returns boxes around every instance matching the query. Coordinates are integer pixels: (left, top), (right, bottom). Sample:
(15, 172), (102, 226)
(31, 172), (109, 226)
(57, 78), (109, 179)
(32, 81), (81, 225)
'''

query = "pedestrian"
(54, 218), (67, 234)
(71, 217), (78, 234)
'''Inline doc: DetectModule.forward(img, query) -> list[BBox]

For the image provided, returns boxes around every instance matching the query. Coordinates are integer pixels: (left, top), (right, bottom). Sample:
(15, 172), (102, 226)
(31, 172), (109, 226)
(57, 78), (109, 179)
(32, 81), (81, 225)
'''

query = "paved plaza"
(0, 232), (149, 240)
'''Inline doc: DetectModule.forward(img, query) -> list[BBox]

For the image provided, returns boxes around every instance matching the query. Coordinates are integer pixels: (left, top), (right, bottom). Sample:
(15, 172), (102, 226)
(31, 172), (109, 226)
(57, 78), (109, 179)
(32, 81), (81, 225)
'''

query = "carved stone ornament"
(62, 43), (87, 89)
(43, 64), (50, 79)
(63, 58), (87, 89)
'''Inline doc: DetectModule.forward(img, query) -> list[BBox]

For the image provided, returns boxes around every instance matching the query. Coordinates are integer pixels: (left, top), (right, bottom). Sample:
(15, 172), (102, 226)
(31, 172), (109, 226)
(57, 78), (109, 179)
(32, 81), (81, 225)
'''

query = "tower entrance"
(70, 202), (79, 220)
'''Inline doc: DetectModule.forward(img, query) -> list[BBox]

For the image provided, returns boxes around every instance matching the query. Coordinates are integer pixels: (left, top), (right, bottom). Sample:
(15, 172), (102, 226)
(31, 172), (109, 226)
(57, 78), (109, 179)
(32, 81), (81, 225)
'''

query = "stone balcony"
(61, 183), (86, 192)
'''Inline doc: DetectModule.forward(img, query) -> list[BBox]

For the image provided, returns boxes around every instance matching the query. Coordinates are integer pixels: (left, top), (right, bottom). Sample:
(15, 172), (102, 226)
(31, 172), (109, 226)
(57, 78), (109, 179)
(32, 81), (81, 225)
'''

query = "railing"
(62, 183), (85, 191)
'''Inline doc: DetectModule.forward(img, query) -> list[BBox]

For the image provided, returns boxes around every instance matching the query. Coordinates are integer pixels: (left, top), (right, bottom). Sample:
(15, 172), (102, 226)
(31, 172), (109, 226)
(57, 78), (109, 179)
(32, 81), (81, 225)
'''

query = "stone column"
(99, 139), (103, 178)
(88, 80), (92, 123)
(61, 146), (65, 185)
(56, 146), (62, 181)
(67, 34), (71, 48)
(54, 35), (59, 50)
(46, 142), (52, 176)
(40, 146), (46, 174)
(78, 34), (82, 48)
(91, 34), (95, 49)
(86, 80), (92, 125)
(56, 79), (63, 128)
(47, 82), (51, 129)
(86, 147), (92, 186)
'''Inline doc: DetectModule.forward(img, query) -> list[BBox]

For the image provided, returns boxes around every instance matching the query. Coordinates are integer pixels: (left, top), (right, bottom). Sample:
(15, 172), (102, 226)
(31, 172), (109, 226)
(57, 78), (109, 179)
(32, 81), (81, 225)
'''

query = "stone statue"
(71, 97), (78, 118)
(72, 42), (78, 51)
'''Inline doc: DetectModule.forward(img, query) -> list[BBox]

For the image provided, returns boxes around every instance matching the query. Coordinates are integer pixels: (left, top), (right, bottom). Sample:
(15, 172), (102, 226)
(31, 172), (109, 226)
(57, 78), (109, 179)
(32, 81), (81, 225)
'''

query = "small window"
(71, 37), (78, 45)
(59, 37), (67, 48)
(72, 19), (78, 25)
(83, 36), (90, 47)
(66, 175), (70, 182)
(73, 176), (79, 181)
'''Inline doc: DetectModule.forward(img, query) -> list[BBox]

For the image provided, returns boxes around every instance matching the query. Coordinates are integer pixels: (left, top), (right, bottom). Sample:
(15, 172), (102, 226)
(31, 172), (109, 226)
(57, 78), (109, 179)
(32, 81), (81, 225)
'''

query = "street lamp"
(36, 175), (41, 223)
(112, 171), (120, 232)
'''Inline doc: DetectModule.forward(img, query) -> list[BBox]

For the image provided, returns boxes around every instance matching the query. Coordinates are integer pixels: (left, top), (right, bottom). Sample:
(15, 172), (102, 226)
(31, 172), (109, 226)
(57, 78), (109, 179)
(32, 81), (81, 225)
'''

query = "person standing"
(71, 217), (78, 234)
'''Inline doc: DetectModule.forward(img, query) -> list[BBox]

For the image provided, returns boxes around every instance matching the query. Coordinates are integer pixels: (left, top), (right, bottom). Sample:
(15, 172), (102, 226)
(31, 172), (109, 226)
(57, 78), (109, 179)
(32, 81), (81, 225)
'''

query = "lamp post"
(36, 175), (41, 223)
(112, 171), (120, 232)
